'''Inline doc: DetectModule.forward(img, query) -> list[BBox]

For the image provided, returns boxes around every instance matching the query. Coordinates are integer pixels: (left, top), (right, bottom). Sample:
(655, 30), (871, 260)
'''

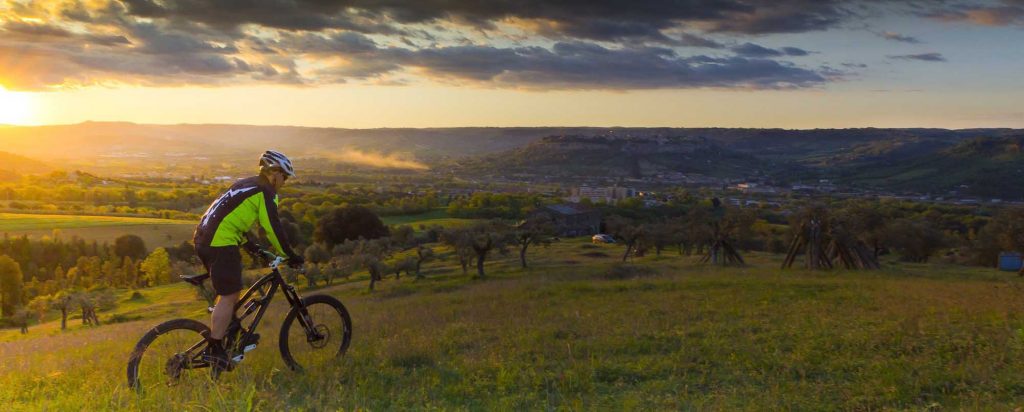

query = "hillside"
(2, 239), (1023, 410)
(2, 123), (1023, 196)
(460, 135), (768, 178)
(834, 136), (1024, 197)
(0, 122), (1017, 167)
(0, 151), (52, 177)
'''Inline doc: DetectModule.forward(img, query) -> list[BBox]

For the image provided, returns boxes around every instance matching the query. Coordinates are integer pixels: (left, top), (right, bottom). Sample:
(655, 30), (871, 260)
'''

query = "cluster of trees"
(596, 200), (757, 262)
(23, 288), (117, 331)
(0, 233), (188, 332)
(0, 172), (219, 218)
(445, 192), (547, 219)
(784, 200), (1014, 265)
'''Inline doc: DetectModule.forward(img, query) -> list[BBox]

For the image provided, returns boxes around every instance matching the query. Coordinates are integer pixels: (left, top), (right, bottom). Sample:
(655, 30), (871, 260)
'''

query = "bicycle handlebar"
(258, 249), (305, 274)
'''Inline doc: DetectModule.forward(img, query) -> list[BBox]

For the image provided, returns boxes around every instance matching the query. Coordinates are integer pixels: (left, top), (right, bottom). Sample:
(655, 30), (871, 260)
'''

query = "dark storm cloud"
(887, 52), (947, 62)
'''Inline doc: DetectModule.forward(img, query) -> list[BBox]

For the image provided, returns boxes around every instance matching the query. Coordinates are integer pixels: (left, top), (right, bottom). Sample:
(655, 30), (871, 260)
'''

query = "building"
(533, 204), (601, 237)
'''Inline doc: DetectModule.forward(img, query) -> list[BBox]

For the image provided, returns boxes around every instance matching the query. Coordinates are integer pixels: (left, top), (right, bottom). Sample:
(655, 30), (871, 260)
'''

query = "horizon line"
(1, 121), (1020, 132)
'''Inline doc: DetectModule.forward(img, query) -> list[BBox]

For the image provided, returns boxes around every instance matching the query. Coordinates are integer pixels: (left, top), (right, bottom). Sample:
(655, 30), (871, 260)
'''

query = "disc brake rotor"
(309, 324), (330, 349)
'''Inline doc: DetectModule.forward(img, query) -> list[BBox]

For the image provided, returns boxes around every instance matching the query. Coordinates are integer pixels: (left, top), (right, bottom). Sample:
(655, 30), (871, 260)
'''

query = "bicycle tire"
(278, 294), (352, 372)
(127, 318), (210, 390)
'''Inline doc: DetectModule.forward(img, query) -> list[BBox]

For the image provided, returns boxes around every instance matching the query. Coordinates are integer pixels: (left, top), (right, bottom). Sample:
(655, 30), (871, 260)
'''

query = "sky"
(0, 0), (1022, 128)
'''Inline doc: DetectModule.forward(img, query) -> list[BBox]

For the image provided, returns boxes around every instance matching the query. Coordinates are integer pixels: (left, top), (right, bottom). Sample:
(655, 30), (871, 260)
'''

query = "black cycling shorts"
(196, 245), (243, 296)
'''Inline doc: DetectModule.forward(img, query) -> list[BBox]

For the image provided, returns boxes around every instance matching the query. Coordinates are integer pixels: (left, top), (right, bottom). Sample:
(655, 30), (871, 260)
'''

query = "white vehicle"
(591, 234), (616, 244)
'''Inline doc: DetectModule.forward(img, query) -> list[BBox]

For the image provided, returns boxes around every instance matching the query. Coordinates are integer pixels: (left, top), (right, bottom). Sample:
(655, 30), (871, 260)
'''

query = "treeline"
(0, 234), (191, 332)
(446, 192), (547, 219)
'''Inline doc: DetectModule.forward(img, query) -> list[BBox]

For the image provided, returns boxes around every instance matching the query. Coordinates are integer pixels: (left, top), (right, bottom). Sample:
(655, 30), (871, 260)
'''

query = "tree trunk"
(60, 309), (67, 330)
(519, 242), (529, 268)
(622, 242), (634, 262)
(476, 252), (487, 278)
(368, 269), (378, 291)
(415, 260), (424, 280)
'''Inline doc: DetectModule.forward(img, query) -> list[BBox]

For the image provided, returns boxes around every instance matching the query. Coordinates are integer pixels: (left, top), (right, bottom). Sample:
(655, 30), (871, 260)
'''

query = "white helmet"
(259, 150), (295, 177)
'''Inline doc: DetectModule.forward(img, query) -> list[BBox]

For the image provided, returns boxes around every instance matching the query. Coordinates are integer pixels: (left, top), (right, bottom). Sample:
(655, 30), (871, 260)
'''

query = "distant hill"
(2, 123), (1018, 165)
(459, 135), (767, 178)
(1, 122), (1022, 196)
(0, 151), (53, 178)
(835, 136), (1024, 197)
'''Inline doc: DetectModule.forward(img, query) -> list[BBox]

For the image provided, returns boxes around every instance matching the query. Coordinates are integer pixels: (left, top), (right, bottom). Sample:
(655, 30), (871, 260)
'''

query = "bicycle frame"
(233, 265), (318, 342)
(181, 262), (321, 370)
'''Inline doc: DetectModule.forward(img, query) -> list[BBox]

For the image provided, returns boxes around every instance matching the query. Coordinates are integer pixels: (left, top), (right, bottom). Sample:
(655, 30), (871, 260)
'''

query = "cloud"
(364, 41), (826, 90)
(1, 0), (978, 91)
(116, 0), (859, 39)
(731, 43), (811, 57)
(678, 33), (725, 48)
(887, 52), (947, 62)
(919, 1), (1024, 26)
(877, 31), (922, 43)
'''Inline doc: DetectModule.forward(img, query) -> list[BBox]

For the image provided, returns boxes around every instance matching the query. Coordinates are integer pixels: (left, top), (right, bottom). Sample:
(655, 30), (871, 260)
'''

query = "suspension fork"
(280, 275), (324, 341)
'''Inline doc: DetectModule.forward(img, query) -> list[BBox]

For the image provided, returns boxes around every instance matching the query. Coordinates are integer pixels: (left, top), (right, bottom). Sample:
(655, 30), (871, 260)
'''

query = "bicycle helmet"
(259, 150), (295, 177)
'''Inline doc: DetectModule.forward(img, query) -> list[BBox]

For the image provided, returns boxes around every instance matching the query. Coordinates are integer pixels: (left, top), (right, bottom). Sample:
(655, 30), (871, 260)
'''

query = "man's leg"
(206, 292), (239, 377)
(211, 292), (239, 340)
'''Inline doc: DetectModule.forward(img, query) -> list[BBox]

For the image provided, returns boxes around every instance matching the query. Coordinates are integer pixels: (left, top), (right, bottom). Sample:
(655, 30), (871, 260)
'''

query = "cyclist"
(193, 150), (305, 372)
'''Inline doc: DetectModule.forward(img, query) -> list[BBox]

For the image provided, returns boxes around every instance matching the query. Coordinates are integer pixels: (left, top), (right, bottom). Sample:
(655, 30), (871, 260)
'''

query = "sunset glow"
(0, 86), (34, 125)
(0, 1), (1020, 128)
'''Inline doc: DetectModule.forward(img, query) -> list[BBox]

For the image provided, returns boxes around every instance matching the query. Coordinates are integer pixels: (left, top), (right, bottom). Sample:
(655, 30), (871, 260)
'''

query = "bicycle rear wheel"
(279, 294), (352, 372)
(127, 318), (210, 391)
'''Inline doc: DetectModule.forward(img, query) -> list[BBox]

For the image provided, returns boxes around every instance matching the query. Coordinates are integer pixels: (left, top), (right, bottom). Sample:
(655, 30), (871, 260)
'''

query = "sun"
(0, 86), (35, 125)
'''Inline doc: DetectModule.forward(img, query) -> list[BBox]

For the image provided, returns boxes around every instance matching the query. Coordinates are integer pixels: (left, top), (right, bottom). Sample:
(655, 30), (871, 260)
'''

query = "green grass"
(2, 238), (1024, 410)
(0, 212), (197, 247)
(0, 212), (192, 231)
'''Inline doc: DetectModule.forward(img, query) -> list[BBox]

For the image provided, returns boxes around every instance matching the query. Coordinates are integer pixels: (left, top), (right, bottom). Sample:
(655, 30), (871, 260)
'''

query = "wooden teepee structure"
(782, 206), (879, 270)
(700, 198), (745, 266)
(701, 237), (746, 265)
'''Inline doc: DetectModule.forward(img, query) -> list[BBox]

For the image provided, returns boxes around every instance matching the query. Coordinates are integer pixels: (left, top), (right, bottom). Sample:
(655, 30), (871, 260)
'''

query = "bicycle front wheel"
(279, 294), (352, 372)
(127, 318), (210, 391)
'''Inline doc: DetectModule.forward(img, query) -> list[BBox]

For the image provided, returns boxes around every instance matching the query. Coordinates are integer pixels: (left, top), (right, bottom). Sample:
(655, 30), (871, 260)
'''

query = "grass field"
(0, 212), (196, 248)
(2, 238), (1024, 410)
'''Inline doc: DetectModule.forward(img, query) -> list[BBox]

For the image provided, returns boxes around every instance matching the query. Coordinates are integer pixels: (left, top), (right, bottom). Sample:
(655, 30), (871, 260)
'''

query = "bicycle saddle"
(181, 273), (210, 286)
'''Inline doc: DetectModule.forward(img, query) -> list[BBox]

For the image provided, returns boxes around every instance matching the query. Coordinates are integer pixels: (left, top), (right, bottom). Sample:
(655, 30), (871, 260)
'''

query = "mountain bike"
(126, 251), (352, 390)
